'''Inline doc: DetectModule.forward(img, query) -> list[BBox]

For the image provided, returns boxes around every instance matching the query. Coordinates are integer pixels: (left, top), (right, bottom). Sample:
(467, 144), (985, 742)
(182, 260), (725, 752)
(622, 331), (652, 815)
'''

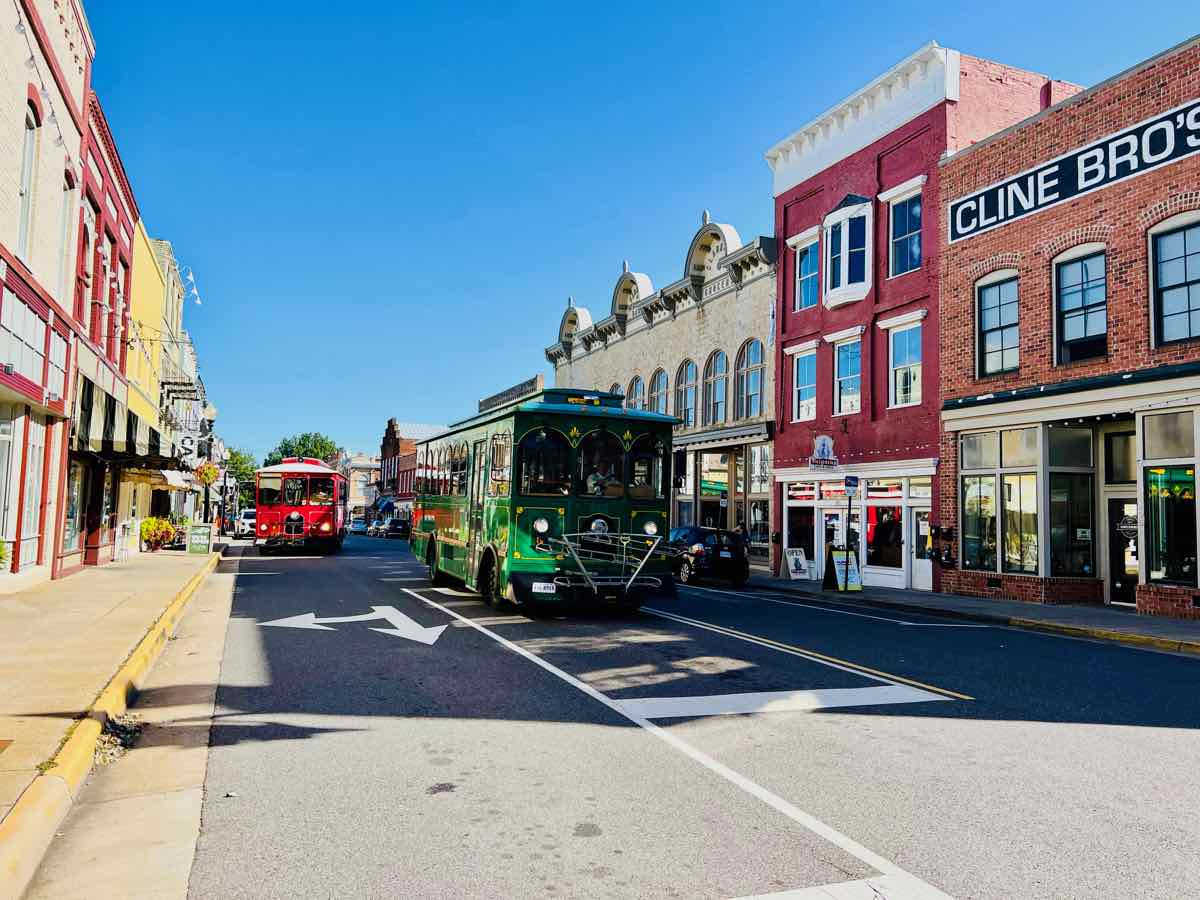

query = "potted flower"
(140, 517), (175, 552)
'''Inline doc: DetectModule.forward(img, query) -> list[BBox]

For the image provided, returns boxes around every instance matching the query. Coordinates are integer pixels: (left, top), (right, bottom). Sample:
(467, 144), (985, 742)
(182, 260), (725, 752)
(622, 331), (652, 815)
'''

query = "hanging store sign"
(809, 435), (839, 468)
(949, 96), (1200, 242)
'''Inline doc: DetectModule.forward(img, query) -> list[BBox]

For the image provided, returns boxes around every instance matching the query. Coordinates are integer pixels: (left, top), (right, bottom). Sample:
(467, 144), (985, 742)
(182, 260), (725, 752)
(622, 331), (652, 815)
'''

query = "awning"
(161, 470), (189, 489)
(377, 497), (395, 514)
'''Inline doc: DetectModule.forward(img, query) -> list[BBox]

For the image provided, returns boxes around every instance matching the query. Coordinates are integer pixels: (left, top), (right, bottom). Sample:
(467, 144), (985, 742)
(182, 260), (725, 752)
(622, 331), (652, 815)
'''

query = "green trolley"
(410, 379), (677, 611)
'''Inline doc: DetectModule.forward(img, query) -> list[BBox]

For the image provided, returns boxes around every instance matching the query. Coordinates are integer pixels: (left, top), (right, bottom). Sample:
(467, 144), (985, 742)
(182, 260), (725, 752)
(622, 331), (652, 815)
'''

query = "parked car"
(349, 518), (368, 535)
(367, 520), (384, 537)
(235, 509), (256, 539)
(667, 526), (750, 587)
(384, 518), (411, 540)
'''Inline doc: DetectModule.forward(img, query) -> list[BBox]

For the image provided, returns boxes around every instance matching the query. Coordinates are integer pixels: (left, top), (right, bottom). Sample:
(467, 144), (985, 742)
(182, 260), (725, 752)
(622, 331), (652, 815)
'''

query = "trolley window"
(628, 435), (667, 500)
(309, 477), (335, 505)
(283, 477), (306, 505)
(517, 430), (571, 496)
(258, 475), (282, 505)
(576, 431), (625, 498)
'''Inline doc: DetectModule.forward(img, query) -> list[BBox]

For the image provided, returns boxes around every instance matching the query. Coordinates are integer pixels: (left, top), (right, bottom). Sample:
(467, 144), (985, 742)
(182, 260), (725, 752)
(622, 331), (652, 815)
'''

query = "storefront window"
(1002, 473), (1038, 574)
(909, 476), (932, 499)
(961, 475), (996, 570)
(628, 436), (666, 500)
(1145, 465), (1197, 584)
(962, 432), (998, 469)
(258, 476), (282, 505)
(1048, 427), (1092, 467)
(1001, 428), (1039, 467)
(866, 478), (903, 499)
(747, 498), (770, 562)
(1049, 473), (1094, 576)
(517, 430), (571, 497)
(63, 461), (87, 552)
(787, 482), (816, 501)
(820, 480), (853, 500)
(1145, 411), (1194, 460)
(749, 444), (772, 493)
(0, 404), (13, 536)
(866, 506), (903, 568)
(675, 500), (694, 527)
(1104, 432), (1135, 484)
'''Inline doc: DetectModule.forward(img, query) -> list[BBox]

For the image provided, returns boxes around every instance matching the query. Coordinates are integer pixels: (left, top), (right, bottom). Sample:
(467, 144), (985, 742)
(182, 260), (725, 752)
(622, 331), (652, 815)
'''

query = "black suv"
(667, 526), (750, 587)
(385, 518), (412, 540)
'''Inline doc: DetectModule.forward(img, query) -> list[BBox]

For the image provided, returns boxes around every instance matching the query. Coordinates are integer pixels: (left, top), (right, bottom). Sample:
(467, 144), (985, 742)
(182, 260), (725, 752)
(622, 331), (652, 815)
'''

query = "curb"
(0, 551), (221, 900)
(751, 580), (1200, 656)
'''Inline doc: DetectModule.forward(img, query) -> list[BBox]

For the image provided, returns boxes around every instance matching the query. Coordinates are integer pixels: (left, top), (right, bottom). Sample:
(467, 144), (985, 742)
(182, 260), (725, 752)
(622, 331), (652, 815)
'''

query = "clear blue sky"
(86, 2), (1197, 461)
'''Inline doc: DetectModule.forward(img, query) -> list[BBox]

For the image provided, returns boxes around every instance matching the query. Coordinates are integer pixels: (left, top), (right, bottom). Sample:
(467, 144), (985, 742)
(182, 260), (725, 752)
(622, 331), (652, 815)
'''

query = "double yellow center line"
(643, 607), (973, 702)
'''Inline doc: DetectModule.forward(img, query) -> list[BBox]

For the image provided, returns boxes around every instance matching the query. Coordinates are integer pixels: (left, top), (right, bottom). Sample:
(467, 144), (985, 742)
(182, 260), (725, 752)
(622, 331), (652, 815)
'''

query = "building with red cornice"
(767, 42), (1079, 591)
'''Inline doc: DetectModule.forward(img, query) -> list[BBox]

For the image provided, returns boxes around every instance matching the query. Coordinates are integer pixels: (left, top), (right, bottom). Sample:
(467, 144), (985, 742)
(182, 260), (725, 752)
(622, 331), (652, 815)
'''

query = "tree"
(225, 447), (259, 506)
(263, 432), (343, 468)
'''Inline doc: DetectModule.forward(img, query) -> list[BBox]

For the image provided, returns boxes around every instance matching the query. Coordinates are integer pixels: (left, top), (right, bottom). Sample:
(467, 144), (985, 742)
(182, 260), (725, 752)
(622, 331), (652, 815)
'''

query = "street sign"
(844, 475), (859, 490)
(259, 605), (447, 645)
(187, 524), (213, 554)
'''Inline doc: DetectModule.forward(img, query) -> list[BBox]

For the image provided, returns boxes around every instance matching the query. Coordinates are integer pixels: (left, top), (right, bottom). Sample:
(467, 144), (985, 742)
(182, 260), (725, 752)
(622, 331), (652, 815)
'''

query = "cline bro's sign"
(949, 96), (1200, 243)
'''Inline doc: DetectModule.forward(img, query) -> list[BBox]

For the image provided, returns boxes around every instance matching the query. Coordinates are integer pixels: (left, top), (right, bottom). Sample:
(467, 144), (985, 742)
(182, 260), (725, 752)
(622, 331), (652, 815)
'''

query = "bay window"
(823, 199), (872, 306)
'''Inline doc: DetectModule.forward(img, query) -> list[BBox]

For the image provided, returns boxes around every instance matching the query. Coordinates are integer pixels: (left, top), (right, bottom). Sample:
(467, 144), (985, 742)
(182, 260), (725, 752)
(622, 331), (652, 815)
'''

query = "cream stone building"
(546, 212), (777, 567)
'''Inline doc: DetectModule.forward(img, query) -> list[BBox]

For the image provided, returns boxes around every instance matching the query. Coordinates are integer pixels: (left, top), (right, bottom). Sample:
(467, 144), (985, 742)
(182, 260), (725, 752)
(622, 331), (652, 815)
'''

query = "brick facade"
(939, 37), (1200, 620)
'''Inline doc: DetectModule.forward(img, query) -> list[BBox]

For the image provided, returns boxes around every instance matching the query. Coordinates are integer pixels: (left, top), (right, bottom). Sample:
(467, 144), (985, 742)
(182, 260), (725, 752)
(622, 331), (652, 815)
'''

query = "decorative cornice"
(876, 308), (928, 330)
(823, 324), (866, 344)
(87, 92), (140, 223)
(721, 236), (778, 285)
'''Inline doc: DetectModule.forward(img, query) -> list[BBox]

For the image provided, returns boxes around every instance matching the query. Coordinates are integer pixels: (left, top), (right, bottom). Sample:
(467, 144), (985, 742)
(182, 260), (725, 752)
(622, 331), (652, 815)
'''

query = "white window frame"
(57, 177), (77, 304)
(17, 107), (40, 260)
(787, 339), (819, 423)
(1147, 209), (1200, 349)
(822, 201), (872, 308)
(879, 175), (926, 279)
(824, 326), (865, 417)
(786, 225), (820, 312)
(877, 309), (927, 409)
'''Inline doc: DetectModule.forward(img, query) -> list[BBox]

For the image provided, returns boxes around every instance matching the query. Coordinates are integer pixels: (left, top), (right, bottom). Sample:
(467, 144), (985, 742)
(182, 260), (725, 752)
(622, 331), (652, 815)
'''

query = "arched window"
(18, 103), (40, 258)
(576, 431), (624, 498)
(517, 429), (571, 496)
(675, 360), (697, 428)
(647, 369), (668, 414)
(609, 383), (623, 398)
(702, 351), (728, 425)
(734, 339), (764, 419)
(627, 376), (645, 411)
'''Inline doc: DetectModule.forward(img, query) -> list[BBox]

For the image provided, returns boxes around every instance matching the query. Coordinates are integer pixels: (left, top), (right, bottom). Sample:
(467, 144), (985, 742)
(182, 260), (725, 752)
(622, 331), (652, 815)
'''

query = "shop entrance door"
(467, 440), (487, 579)
(819, 508), (860, 577)
(910, 509), (933, 591)
(1107, 498), (1138, 606)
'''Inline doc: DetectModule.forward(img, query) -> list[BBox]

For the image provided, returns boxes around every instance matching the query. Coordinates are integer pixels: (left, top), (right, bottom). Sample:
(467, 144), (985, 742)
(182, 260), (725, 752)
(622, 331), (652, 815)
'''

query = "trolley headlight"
(320, 522), (331, 532)
(259, 524), (267, 532)
(643, 520), (658, 536)
(532, 517), (550, 534)
(589, 518), (609, 534)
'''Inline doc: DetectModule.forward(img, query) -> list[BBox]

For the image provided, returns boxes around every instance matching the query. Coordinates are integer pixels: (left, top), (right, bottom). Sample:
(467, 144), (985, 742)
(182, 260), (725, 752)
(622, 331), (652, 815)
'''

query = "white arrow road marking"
(614, 685), (946, 720)
(733, 873), (953, 899)
(259, 605), (447, 645)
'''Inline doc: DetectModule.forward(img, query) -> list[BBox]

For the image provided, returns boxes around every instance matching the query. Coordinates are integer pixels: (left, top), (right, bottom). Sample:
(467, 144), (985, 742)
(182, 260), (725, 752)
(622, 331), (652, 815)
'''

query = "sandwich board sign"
(187, 523), (214, 555)
(784, 548), (810, 580)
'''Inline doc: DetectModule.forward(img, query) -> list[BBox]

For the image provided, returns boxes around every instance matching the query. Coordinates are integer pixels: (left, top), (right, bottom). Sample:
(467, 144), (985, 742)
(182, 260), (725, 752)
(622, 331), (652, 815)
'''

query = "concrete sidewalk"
(0, 548), (221, 900)
(748, 573), (1200, 654)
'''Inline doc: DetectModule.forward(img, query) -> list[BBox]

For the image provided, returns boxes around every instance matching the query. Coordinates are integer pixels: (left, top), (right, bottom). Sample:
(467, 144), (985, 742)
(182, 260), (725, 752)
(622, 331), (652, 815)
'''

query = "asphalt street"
(187, 537), (1200, 900)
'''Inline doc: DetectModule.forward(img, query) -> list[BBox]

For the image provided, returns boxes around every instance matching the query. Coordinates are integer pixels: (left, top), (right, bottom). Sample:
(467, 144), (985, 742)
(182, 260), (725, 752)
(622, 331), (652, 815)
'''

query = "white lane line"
(680, 584), (990, 628)
(401, 587), (950, 892)
(431, 587), (476, 597)
(733, 872), (953, 899)
(644, 607), (971, 701)
(615, 685), (946, 719)
(450, 615), (532, 628)
(377, 577), (429, 583)
(437, 599), (485, 608)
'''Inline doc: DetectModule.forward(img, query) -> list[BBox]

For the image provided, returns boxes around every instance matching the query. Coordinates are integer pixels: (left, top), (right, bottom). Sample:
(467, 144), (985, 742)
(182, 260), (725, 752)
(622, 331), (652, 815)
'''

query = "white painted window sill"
(886, 265), (922, 281)
(887, 400), (922, 410)
(832, 409), (860, 418)
(824, 284), (870, 308)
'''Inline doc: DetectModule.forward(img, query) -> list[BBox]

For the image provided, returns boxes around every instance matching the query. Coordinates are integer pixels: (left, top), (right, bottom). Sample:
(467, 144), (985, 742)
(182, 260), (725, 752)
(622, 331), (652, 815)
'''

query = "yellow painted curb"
(0, 550), (221, 900)
(1008, 617), (1200, 655)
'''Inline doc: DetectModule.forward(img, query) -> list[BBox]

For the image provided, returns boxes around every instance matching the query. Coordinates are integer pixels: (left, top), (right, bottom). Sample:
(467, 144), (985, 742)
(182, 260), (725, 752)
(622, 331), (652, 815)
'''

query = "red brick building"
(768, 42), (1078, 591)
(377, 419), (443, 520)
(938, 36), (1200, 619)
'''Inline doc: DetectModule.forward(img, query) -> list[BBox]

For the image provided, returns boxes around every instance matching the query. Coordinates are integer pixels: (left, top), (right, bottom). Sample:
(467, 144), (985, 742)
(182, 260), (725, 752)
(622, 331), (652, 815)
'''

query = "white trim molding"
(823, 324), (866, 344)
(765, 42), (960, 197)
(775, 457), (939, 482)
(783, 338), (820, 356)
(878, 174), (927, 205)
(785, 225), (820, 249)
(877, 308), (928, 331)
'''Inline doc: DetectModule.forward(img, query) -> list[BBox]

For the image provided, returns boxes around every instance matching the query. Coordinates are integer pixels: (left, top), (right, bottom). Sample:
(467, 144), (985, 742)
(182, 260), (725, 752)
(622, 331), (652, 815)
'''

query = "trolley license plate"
(532, 582), (557, 594)
(720, 550), (733, 558)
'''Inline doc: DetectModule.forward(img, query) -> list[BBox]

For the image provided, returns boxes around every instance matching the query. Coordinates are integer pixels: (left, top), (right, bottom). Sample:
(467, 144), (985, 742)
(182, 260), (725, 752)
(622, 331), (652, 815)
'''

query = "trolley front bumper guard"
(544, 532), (664, 596)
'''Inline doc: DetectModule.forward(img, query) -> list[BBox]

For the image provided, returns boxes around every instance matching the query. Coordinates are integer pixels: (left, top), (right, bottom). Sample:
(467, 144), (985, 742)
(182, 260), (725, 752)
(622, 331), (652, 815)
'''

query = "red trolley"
(254, 457), (348, 553)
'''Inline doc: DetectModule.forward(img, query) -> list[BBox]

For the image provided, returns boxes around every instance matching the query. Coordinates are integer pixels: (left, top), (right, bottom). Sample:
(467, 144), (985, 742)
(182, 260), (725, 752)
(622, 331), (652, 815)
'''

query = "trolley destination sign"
(949, 96), (1200, 243)
(478, 374), (544, 413)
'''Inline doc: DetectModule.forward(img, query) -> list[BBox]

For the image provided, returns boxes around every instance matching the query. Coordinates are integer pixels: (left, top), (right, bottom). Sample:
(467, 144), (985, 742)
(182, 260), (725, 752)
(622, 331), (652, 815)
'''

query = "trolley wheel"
(431, 542), (452, 587)
(678, 559), (693, 584)
(478, 554), (512, 612)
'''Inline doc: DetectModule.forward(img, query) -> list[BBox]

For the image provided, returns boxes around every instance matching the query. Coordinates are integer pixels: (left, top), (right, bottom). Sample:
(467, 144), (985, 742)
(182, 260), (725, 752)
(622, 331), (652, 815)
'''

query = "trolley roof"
(255, 457), (344, 477)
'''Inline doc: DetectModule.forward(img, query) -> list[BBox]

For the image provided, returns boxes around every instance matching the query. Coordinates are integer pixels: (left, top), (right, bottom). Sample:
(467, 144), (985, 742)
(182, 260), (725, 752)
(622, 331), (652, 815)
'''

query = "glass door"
(467, 440), (487, 578)
(1107, 498), (1138, 606)
(910, 509), (933, 591)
